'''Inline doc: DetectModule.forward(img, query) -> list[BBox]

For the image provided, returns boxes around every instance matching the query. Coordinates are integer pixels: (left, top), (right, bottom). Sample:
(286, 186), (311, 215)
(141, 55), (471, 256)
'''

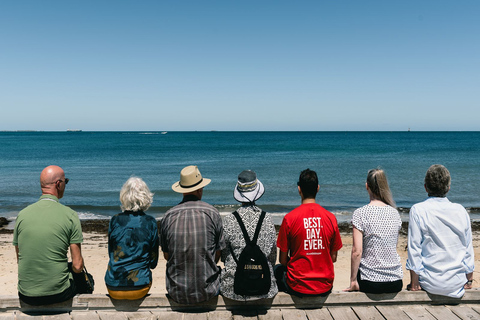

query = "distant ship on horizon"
(67, 129), (82, 132)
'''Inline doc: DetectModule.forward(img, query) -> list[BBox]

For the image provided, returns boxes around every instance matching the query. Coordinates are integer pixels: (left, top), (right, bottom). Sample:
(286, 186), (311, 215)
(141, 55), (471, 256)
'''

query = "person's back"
(344, 168), (403, 294)
(160, 166), (225, 304)
(13, 165), (84, 305)
(278, 202), (341, 294)
(105, 177), (159, 300)
(276, 169), (342, 296)
(15, 196), (82, 296)
(407, 164), (474, 298)
(220, 170), (278, 300)
(408, 197), (473, 297)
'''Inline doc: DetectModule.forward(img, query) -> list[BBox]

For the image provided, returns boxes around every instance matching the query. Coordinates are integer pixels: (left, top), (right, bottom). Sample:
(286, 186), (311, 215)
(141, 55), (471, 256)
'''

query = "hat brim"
(172, 178), (211, 193)
(234, 180), (264, 203)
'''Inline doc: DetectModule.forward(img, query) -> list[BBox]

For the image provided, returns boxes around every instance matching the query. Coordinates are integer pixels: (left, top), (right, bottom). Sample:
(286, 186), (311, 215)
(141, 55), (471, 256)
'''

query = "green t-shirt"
(13, 194), (83, 297)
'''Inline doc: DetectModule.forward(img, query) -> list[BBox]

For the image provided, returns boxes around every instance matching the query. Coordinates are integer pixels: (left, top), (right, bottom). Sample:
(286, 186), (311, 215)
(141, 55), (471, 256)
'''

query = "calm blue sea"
(1, 131), (480, 225)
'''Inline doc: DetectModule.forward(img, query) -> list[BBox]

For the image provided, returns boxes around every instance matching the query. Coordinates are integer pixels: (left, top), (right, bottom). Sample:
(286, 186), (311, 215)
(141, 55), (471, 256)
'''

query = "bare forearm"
(70, 243), (84, 273)
(350, 250), (361, 282)
(408, 270), (421, 291)
(279, 250), (289, 266)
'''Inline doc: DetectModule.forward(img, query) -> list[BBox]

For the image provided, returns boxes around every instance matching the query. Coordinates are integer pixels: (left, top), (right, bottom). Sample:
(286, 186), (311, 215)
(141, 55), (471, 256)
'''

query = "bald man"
(13, 165), (85, 305)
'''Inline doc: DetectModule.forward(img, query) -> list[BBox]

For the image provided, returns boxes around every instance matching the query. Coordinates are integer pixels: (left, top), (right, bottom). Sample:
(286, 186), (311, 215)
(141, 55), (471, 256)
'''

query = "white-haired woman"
(104, 177), (159, 300)
(345, 168), (403, 293)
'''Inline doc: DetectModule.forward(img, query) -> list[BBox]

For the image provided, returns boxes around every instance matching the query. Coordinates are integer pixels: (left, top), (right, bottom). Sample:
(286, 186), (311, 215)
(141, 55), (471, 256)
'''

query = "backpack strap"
(228, 243), (239, 264)
(251, 210), (266, 245)
(232, 210), (266, 246)
(232, 211), (251, 244)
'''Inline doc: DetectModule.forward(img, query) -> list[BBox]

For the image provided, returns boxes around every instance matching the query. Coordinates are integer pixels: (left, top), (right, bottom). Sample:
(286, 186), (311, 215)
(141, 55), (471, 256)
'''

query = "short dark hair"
(425, 164), (451, 197)
(298, 168), (318, 199)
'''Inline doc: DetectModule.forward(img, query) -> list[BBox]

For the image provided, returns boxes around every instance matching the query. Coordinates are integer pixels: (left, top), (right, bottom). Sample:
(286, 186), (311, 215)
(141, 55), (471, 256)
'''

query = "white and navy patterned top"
(352, 205), (403, 282)
(160, 195), (226, 304)
(220, 205), (278, 300)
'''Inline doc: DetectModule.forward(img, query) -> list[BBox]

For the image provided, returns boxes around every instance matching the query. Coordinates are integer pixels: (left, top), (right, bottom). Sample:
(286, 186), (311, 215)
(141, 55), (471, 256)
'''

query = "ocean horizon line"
(2, 130), (480, 133)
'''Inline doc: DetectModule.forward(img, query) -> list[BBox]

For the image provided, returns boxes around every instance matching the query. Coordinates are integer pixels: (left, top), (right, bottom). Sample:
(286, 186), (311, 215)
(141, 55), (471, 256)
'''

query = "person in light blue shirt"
(406, 164), (474, 298)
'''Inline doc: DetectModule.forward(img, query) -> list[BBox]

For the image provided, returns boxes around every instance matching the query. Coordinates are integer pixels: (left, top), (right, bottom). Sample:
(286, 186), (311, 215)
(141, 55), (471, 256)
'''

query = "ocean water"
(1, 131), (480, 225)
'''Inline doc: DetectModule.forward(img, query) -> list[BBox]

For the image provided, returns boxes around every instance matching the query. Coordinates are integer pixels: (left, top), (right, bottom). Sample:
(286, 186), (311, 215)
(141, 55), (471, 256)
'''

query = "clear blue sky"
(1, 1), (479, 131)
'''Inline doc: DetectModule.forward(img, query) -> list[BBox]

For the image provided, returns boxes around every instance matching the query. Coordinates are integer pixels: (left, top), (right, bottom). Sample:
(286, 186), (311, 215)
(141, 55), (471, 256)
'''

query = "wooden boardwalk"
(1, 290), (479, 319)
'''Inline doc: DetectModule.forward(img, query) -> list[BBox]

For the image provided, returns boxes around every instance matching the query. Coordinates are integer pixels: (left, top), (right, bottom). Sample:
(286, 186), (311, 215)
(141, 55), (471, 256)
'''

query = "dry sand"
(1, 231), (479, 296)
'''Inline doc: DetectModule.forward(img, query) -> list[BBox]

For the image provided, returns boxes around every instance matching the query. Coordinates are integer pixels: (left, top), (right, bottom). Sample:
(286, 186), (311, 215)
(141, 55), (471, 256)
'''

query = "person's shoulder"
(198, 199), (218, 210)
(353, 204), (370, 215)
(18, 201), (37, 216)
(54, 201), (77, 216)
(448, 201), (468, 213)
(314, 203), (336, 217)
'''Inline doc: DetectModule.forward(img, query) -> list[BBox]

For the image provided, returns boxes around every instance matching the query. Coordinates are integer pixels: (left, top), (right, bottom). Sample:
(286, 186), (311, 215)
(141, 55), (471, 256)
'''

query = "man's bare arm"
(70, 243), (84, 273)
(279, 250), (289, 266)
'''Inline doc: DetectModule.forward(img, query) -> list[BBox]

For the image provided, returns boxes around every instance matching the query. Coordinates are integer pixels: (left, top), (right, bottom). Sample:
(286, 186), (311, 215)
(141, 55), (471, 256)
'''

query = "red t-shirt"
(277, 203), (343, 294)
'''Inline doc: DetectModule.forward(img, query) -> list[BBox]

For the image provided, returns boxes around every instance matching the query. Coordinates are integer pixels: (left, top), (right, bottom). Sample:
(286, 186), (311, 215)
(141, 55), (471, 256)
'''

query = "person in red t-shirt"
(276, 168), (343, 296)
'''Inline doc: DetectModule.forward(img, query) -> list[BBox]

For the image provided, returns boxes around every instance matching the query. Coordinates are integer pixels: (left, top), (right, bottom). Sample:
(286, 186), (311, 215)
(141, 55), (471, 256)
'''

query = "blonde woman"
(345, 168), (403, 293)
(104, 177), (159, 300)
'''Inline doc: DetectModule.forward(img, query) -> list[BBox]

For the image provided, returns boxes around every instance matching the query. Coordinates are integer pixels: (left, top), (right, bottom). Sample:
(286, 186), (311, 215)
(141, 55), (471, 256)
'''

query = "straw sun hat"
(234, 170), (264, 203)
(171, 165), (211, 193)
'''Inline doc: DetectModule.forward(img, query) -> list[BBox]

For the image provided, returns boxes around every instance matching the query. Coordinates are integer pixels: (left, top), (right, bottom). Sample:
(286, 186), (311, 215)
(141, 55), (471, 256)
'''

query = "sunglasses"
(49, 178), (69, 185)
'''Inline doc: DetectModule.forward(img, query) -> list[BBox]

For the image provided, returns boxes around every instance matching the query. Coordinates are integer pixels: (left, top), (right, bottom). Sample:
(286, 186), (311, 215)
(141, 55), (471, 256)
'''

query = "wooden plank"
(351, 306), (384, 320)
(208, 310), (233, 320)
(424, 305), (460, 320)
(71, 311), (101, 320)
(0, 313), (15, 320)
(232, 310), (258, 320)
(326, 306), (359, 320)
(44, 314), (74, 320)
(400, 305), (436, 320)
(15, 312), (44, 320)
(97, 311), (129, 320)
(470, 305), (480, 316)
(448, 305), (480, 320)
(305, 308), (334, 320)
(124, 311), (157, 320)
(375, 305), (411, 320)
(282, 309), (307, 320)
(151, 312), (184, 320)
(185, 313), (208, 320)
(258, 309), (283, 320)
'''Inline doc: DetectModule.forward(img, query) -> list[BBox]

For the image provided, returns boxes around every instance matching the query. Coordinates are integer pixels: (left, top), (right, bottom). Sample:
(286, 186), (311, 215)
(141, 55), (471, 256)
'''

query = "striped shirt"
(160, 195), (225, 304)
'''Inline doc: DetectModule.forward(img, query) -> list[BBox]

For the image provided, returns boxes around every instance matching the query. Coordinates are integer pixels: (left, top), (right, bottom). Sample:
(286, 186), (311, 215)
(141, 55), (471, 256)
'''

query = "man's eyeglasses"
(47, 178), (69, 185)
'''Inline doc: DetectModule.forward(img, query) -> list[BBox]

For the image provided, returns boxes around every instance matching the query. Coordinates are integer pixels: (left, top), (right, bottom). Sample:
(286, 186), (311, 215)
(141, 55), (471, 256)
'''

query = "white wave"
(77, 211), (111, 220)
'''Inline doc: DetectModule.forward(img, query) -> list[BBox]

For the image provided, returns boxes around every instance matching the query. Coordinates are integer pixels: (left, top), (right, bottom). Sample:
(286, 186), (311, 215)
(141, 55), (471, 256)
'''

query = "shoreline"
(2, 219), (480, 235)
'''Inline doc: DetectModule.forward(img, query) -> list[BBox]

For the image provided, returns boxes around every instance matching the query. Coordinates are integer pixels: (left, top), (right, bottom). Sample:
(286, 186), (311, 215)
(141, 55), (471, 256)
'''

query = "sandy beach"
(1, 229), (479, 297)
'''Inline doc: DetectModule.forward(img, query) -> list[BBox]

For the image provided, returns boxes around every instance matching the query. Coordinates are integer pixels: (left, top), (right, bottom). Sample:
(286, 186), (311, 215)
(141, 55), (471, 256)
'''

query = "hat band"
(237, 180), (257, 193)
(180, 178), (204, 189)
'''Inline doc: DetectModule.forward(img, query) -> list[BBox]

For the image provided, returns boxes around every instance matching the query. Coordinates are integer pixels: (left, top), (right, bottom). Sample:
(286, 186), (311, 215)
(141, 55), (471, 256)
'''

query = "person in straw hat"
(160, 165), (225, 304)
(220, 170), (278, 301)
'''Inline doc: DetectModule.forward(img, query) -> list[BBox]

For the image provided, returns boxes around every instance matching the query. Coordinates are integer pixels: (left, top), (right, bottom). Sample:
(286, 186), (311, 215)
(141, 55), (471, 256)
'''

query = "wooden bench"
(1, 289), (479, 319)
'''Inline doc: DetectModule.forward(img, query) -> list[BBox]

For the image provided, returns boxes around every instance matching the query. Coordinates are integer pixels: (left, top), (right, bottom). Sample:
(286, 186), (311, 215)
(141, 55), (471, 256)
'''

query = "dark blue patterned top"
(105, 211), (159, 288)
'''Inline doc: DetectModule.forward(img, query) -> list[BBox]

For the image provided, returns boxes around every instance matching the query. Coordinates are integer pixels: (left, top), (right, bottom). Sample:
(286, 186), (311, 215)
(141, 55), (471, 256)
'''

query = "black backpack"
(229, 210), (271, 296)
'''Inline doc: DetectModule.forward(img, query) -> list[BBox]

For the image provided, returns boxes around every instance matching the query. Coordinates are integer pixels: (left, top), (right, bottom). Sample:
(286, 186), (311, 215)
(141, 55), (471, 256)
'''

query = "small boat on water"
(67, 129), (82, 132)
(161, 131), (167, 134)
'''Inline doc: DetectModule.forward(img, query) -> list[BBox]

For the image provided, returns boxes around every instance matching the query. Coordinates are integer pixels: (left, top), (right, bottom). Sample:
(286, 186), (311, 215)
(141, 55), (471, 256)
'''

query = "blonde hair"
(366, 168), (396, 207)
(120, 177), (154, 212)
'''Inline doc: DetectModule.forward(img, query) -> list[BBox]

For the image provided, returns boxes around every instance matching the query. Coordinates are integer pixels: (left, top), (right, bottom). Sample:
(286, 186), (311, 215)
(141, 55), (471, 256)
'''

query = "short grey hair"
(424, 164), (451, 197)
(120, 177), (154, 212)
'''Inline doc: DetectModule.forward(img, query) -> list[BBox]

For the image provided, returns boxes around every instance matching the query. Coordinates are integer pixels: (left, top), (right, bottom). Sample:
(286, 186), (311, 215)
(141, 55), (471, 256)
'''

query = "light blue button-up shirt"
(406, 197), (475, 298)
